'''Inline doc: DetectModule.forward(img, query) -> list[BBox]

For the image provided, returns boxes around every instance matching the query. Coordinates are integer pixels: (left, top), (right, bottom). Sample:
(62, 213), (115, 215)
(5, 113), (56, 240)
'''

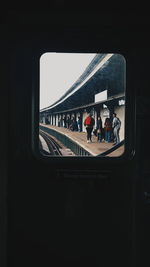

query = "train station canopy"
(40, 53), (125, 114)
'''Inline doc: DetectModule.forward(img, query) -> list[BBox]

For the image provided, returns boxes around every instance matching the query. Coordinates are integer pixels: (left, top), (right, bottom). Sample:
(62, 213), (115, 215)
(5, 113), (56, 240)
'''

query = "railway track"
(39, 129), (62, 156)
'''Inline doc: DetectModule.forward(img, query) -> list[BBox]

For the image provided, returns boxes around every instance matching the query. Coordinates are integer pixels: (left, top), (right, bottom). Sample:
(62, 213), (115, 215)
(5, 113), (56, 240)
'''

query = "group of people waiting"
(58, 116), (82, 132)
(84, 112), (121, 145)
(57, 112), (121, 145)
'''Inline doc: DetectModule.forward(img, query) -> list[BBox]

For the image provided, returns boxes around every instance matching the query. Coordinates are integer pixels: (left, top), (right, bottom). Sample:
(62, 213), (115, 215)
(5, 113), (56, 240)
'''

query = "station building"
(40, 53), (125, 141)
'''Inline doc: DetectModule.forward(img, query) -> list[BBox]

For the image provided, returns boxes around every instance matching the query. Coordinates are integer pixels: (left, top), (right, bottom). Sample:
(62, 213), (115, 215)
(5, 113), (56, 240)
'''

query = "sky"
(40, 53), (96, 110)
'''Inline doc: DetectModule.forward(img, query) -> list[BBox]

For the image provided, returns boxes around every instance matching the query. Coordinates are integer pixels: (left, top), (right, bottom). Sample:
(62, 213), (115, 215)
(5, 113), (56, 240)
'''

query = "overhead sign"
(119, 99), (125, 106)
(95, 90), (107, 103)
(103, 109), (110, 117)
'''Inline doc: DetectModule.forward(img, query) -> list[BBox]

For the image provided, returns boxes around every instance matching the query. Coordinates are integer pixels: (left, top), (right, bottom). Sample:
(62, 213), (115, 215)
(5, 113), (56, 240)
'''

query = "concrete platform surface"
(40, 124), (124, 157)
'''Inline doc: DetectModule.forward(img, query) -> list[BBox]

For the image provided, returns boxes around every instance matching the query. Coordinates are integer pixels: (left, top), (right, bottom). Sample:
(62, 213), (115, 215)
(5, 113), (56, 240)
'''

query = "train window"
(39, 52), (126, 158)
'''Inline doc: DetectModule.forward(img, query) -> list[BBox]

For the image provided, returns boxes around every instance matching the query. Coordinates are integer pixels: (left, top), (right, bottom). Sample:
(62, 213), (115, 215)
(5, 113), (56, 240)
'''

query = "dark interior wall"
(8, 42), (135, 267)
(0, 8), (150, 267)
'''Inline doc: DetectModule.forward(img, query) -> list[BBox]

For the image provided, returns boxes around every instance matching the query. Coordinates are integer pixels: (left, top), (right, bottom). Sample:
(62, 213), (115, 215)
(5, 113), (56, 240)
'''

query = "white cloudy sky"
(40, 53), (96, 110)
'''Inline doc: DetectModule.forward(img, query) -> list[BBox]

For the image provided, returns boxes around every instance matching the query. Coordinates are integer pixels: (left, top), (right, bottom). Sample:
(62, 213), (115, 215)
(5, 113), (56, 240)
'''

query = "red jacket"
(84, 116), (95, 127)
(104, 121), (112, 131)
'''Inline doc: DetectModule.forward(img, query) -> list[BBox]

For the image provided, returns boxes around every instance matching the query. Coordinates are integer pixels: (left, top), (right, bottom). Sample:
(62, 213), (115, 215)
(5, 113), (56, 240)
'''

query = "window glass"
(39, 53), (125, 157)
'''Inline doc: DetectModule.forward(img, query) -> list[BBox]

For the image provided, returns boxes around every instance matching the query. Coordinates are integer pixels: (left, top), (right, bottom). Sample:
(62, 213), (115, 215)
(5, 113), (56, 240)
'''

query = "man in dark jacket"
(97, 116), (103, 142)
(77, 116), (82, 132)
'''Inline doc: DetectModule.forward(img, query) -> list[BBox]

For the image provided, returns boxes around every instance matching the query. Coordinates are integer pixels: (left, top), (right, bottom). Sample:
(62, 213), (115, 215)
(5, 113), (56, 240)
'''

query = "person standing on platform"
(66, 116), (71, 129)
(77, 116), (82, 132)
(74, 118), (78, 131)
(84, 113), (95, 143)
(97, 116), (103, 142)
(104, 117), (112, 142)
(58, 118), (61, 127)
(63, 116), (67, 128)
(112, 112), (121, 145)
(69, 118), (78, 131)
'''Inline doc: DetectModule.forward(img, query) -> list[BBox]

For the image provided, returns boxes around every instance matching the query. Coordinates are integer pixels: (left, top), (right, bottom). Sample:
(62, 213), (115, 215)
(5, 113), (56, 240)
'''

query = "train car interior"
(0, 8), (150, 267)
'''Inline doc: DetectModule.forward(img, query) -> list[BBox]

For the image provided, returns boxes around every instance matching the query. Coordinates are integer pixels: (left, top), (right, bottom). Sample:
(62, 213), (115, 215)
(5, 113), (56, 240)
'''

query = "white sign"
(95, 90), (107, 103)
(103, 109), (110, 117)
(119, 99), (125, 106)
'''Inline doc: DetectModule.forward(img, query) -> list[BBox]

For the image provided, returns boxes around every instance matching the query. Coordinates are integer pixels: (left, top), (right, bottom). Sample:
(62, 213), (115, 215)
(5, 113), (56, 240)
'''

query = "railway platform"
(39, 124), (124, 157)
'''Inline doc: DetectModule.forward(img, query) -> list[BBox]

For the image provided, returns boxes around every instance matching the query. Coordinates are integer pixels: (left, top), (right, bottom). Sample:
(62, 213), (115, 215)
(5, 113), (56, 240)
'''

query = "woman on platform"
(104, 117), (112, 143)
(97, 116), (103, 142)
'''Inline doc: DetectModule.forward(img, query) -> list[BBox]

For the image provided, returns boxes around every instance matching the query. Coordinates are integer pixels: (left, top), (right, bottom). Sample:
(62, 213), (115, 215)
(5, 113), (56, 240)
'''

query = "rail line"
(39, 129), (62, 156)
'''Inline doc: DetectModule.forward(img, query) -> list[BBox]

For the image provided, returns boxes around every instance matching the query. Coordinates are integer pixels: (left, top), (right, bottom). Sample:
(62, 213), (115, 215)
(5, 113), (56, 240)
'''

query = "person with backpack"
(112, 112), (121, 145)
(84, 113), (95, 143)
(104, 117), (112, 143)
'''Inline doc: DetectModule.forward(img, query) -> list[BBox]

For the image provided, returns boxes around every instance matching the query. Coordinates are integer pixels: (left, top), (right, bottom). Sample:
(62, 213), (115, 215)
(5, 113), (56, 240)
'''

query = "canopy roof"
(40, 53), (125, 114)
